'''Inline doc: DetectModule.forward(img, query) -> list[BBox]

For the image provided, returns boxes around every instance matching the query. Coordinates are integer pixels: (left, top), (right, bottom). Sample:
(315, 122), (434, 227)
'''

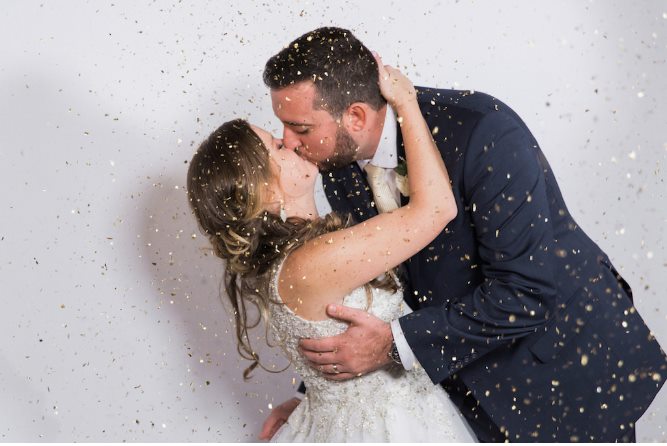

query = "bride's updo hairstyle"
(187, 119), (398, 379)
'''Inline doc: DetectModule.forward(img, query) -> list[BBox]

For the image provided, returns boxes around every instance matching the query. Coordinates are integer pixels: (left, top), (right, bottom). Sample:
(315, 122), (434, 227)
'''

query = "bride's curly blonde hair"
(187, 119), (397, 379)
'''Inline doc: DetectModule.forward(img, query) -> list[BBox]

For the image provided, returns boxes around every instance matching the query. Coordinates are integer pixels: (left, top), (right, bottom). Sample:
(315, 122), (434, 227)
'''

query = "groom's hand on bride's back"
(299, 304), (394, 381)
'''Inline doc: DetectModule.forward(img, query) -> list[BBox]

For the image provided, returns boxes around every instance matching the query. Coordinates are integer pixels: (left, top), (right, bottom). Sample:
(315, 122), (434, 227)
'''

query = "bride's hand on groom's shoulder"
(299, 304), (394, 381)
(374, 52), (416, 111)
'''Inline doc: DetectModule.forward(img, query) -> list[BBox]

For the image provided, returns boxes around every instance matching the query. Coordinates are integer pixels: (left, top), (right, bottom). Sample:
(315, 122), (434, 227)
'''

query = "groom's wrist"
(378, 321), (395, 367)
(390, 318), (419, 370)
(388, 338), (402, 365)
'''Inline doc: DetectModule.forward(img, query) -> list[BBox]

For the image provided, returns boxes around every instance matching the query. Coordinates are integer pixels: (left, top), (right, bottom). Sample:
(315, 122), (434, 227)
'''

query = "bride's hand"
(259, 397), (301, 440)
(374, 53), (416, 110)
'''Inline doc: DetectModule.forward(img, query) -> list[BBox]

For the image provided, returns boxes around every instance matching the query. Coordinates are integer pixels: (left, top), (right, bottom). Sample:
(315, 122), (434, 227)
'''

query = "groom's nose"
(282, 127), (302, 152)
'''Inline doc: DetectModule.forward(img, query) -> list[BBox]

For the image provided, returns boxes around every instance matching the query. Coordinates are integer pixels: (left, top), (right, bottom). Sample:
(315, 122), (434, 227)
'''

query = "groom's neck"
(358, 104), (388, 161)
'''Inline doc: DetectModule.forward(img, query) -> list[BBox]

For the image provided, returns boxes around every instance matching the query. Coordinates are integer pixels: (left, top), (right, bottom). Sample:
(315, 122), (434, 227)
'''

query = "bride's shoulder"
(274, 250), (349, 321)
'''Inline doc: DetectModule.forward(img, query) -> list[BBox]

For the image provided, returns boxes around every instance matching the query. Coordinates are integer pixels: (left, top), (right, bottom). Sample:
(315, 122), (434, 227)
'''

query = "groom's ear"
(342, 102), (371, 133)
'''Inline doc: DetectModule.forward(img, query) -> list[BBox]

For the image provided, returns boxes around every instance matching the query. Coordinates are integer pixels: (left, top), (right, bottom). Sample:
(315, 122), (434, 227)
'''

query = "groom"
(260, 27), (667, 442)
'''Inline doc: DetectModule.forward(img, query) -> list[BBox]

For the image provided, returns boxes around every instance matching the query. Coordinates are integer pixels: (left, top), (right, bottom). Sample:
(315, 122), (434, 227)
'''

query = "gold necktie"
(364, 164), (399, 213)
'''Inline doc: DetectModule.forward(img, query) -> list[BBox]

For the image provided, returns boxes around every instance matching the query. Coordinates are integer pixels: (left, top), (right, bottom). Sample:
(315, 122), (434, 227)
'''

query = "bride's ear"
(260, 178), (283, 215)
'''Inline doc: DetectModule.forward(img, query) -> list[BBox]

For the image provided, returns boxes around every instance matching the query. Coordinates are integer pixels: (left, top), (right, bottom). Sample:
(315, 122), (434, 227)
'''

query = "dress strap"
(270, 255), (289, 304)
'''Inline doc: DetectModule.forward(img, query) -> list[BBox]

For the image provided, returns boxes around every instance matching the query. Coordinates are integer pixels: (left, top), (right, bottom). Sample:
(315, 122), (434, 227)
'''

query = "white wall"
(1, 0), (665, 441)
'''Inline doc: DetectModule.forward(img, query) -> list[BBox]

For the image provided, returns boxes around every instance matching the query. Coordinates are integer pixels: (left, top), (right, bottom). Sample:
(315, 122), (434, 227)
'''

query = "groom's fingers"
(303, 352), (337, 366)
(299, 336), (339, 354)
(299, 304), (380, 374)
(326, 372), (356, 381)
(300, 336), (346, 366)
(326, 304), (368, 324)
(300, 340), (341, 366)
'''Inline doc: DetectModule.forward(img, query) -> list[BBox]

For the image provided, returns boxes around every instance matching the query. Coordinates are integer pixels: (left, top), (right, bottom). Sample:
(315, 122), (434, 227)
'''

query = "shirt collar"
(357, 105), (398, 170)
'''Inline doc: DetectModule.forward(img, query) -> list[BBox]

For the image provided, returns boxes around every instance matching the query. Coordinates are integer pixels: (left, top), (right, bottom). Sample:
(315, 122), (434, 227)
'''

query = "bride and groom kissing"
(187, 27), (667, 442)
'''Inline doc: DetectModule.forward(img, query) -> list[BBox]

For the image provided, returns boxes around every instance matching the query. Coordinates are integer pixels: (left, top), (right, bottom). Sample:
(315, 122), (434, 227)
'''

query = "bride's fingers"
(372, 51), (383, 69)
(372, 51), (390, 80)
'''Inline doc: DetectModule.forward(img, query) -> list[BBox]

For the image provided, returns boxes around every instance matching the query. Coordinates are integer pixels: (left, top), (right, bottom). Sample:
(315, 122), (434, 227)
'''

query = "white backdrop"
(1, 0), (666, 441)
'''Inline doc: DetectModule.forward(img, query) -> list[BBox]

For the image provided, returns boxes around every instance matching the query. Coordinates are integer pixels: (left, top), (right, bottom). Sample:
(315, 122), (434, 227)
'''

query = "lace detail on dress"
(267, 256), (476, 442)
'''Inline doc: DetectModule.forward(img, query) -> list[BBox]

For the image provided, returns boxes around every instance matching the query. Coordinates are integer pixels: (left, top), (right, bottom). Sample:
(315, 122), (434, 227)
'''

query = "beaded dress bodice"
(267, 258), (474, 442)
(268, 258), (412, 402)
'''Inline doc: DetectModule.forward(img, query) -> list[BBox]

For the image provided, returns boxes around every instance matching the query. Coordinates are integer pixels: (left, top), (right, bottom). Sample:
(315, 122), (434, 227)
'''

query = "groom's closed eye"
(283, 121), (313, 134)
(289, 124), (311, 135)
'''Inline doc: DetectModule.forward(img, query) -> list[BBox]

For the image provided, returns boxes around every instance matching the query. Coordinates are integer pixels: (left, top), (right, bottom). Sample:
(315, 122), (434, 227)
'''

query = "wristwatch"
(388, 339), (402, 365)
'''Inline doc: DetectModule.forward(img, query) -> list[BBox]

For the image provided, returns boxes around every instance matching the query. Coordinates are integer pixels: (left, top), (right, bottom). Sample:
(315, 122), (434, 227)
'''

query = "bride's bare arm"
(279, 58), (456, 319)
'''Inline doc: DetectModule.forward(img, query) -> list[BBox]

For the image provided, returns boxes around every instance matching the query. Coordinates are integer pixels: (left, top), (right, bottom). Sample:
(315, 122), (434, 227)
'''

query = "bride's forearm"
(396, 100), (456, 222)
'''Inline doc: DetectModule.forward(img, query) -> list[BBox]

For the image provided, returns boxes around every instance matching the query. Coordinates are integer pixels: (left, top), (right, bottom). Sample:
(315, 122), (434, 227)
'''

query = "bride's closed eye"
(267, 140), (284, 154)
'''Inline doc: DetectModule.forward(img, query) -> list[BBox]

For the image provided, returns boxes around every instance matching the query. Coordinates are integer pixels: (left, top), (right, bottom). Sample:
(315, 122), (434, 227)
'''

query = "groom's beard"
(317, 126), (359, 172)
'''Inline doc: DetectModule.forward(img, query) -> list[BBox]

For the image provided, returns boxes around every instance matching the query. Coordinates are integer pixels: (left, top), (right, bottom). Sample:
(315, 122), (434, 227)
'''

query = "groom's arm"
(300, 109), (558, 381)
(399, 110), (558, 384)
(390, 307), (420, 370)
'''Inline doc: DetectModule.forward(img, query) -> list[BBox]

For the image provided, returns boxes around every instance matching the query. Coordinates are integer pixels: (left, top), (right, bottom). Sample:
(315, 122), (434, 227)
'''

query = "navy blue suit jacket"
(322, 87), (667, 441)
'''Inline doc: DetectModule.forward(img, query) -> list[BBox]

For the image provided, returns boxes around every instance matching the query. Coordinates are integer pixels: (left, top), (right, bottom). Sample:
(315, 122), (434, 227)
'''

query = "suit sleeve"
(398, 110), (558, 384)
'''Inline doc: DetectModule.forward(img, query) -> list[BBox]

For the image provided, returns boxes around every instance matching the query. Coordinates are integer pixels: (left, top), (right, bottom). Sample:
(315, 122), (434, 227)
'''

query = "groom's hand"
(299, 304), (394, 381)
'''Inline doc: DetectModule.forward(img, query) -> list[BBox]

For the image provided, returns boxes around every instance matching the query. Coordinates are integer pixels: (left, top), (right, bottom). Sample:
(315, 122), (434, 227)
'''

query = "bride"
(186, 59), (475, 442)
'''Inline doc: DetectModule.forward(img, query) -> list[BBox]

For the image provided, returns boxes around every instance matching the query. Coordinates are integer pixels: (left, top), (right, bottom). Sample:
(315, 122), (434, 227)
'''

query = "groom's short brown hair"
(263, 26), (386, 117)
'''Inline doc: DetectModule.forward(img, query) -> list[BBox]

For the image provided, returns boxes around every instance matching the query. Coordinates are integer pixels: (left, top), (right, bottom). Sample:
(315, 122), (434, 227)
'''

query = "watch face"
(389, 342), (401, 364)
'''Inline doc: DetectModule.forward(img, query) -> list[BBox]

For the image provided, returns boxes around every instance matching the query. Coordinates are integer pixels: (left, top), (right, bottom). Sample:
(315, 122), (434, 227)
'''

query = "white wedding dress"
(268, 258), (476, 443)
